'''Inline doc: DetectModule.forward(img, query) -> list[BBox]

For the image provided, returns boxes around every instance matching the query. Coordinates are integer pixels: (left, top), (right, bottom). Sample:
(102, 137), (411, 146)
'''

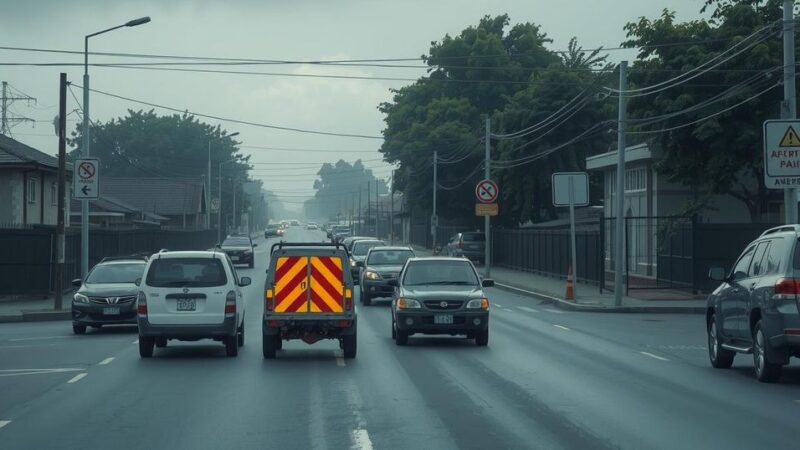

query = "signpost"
(552, 172), (589, 298)
(764, 120), (800, 189)
(475, 180), (499, 217)
(210, 197), (220, 213)
(73, 158), (100, 200)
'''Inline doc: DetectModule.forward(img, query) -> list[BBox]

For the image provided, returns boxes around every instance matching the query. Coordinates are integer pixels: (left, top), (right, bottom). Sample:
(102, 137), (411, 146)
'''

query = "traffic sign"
(73, 158), (100, 200)
(210, 197), (220, 212)
(475, 179), (499, 204)
(552, 172), (589, 207)
(764, 120), (800, 188)
(475, 203), (498, 216)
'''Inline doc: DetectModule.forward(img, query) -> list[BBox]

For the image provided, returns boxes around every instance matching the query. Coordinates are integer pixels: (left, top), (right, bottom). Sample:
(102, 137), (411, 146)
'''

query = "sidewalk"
(0, 294), (73, 323)
(411, 246), (706, 314)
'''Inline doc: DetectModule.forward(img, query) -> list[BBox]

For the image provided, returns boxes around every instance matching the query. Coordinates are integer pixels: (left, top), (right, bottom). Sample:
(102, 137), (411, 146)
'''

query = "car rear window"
(86, 263), (145, 284)
(146, 258), (228, 287)
(352, 241), (384, 256)
(403, 260), (478, 286)
(223, 238), (250, 246)
(367, 250), (414, 265)
(462, 233), (485, 242)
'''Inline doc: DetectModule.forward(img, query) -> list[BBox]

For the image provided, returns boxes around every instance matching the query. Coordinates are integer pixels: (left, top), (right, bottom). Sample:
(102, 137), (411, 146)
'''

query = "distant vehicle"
(264, 224), (281, 238)
(341, 236), (375, 252)
(290, 220), (300, 226)
(390, 257), (493, 346)
(360, 246), (415, 305)
(71, 256), (149, 334)
(706, 225), (800, 382)
(262, 242), (356, 359)
(348, 239), (386, 284)
(217, 235), (257, 269)
(307, 222), (319, 230)
(331, 225), (352, 243)
(136, 250), (250, 358)
(445, 232), (486, 264)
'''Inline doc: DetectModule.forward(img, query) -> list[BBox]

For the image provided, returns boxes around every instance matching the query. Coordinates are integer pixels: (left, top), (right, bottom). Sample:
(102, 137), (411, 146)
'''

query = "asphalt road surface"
(1, 228), (799, 449)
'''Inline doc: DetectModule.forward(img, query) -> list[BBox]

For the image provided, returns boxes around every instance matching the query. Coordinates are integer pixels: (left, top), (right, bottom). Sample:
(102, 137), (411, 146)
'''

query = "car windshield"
(145, 258), (227, 287)
(222, 238), (250, 247)
(367, 250), (415, 266)
(403, 260), (478, 286)
(85, 263), (145, 284)
(352, 241), (384, 256)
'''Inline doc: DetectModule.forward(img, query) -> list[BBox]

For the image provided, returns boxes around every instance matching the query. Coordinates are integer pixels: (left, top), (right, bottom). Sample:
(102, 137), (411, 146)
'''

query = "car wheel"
(475, 329), (489, 346)
(155, 337), (167, 348)
(753, 320), (781, 383)
(276, 336), (283, 350)
(342, 332), (357, 359)
(248, 261), (254, 269)
(363, 291), (371, 306)
(391, 319), (397, 339)
(395, 324), (408, 346)
(225, 335), (239, 357)
(263, 334), (277, 359)
(139, 336), (154, 358)
(708, 314), (734, 369)
(72, 324), (86, 335)
(237, 322), (245, 347)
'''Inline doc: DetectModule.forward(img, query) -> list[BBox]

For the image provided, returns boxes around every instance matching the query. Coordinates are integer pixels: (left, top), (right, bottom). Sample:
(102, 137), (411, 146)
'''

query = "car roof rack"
(759, 225), (800, 237)
(100, 254), (149, 263)
(270, 241), (346, 254)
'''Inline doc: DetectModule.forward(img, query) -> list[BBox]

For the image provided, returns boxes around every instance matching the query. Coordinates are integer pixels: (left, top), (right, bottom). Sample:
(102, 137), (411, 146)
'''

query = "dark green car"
(390, 257), (493, 346)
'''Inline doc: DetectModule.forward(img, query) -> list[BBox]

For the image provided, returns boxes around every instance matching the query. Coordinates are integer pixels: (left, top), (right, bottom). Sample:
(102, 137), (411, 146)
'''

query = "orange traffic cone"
(565, 265), (575, 301)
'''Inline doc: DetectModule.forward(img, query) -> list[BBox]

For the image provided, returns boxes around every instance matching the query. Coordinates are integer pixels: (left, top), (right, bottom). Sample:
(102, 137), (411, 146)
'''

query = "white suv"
(136, 251), (249, 358)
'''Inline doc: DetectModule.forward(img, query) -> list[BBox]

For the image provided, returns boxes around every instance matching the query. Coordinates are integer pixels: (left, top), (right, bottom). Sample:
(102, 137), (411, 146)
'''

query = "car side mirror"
(134, 278), (141, 286)
(252, 243), (258, 247)
(708, 266), (727, 282)
(71, 278), (82, 287)
(239, 277), (252, 287)
(388, 279), (399, 287)
(482, 278), (495, 288)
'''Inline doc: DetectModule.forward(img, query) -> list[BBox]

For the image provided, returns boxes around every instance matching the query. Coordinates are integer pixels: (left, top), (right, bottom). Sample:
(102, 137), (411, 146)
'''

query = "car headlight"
(397, 298), (421, 309)
(466, 298), (490, 310)
(73, 293), (89, 304)
(350, 260), (358, 267)
(364, 271), (381, 280)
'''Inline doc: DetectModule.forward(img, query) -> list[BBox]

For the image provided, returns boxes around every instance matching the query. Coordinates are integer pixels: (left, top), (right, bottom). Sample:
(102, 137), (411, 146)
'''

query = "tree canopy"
(304, 160), (387, 220)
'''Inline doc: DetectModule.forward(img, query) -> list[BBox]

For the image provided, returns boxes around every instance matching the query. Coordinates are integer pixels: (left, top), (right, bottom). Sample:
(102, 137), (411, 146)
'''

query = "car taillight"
(344, 288), (353, 310)
(774, 278), (800, 299)
(265, 288), (274, 311)
(225, 291), (236, 316)
(136, 291), (147, 316)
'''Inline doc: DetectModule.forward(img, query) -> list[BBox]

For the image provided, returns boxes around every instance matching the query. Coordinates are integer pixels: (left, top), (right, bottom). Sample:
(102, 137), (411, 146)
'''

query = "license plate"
(103, 307), (120, 315)
(177, 299), (196, 311)
(434, 314), (453, 325)
(231, 256), (239, 261)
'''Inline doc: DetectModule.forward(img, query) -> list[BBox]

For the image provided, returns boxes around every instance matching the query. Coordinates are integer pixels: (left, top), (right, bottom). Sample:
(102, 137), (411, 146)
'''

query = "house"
(99, 177), (207, 229)
(69, 195), (168, 228)
(0, 134), (71, 227)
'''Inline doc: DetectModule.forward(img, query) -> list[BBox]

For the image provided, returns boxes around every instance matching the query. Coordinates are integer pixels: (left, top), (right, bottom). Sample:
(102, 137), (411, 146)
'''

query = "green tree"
(304, 160), (387, 220)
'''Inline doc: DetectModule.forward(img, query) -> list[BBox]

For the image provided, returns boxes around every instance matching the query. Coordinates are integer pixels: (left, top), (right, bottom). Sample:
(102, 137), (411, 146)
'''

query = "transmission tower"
(1, 81), (36, 136)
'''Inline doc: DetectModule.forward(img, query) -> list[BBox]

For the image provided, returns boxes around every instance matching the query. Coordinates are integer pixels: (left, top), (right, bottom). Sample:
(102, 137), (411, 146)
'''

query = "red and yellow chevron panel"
(309, 256), (344, 313)
(274, 256), (309, 313)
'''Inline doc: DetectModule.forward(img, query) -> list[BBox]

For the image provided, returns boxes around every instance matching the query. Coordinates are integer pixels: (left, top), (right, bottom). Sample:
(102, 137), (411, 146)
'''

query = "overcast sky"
(1, 0), (705, 211)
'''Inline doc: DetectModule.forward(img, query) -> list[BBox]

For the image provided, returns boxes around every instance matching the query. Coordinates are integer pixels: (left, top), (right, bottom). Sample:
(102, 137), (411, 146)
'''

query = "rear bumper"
(362, 279), (396, 298)
(138, 316), (237, 339)
(395, 310), (489, 335)
(72, 302), (137, 325)
(262, 315), (357, 338)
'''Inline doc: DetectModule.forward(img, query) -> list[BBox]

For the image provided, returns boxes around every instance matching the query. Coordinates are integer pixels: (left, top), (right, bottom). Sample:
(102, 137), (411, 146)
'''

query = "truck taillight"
(265, 288), (274, 311)
(136, 291), (147, 316)
(344, 288), (353, 310)
(774, 278), (800, 297)
(225, 291), (236, 316)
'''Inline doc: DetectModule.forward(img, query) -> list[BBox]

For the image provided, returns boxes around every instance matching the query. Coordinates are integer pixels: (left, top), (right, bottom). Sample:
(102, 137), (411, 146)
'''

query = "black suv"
(707, 225), (800, 382)
(217, 235), (257, 268)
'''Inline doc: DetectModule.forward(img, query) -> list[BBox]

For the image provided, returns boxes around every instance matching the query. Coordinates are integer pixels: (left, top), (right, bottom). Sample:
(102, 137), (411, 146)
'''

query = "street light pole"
(207, 132), (239, 230)
(218, 158), (237, 243)
(81, 16), (150, 277)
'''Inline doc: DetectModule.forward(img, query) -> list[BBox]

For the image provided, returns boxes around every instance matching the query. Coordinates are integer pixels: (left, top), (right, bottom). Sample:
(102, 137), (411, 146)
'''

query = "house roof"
(0, 134), (66, 171)
(102, 177), (206, 216)
(585, 143), (660, 171)
(70, 194), (169, 221)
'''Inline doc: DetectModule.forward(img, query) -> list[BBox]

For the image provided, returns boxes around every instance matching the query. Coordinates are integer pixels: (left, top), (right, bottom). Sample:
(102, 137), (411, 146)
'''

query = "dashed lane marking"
(493, 303), (503, 307)
(352, 429), (374, 450)
(132, 339), (139, 344)
(518, 306), (539, 314)
(0, 368), (83, 377)
(639, 351), (670, 362)
(552, 324), (570, 331)
(335, 352), (345, 367)
(9, 336), (68, 342)
(543, 308), (565, 314)
(67, 373), (87, 384)
(0, 420), (10, 429)
(98, 357), (114, 365)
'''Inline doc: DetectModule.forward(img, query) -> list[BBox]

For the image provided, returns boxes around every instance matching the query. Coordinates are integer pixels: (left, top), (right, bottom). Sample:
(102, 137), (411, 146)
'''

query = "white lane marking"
(493, 303), (503, 308)
(98, 357), (114, 365)
(67, 373), (87, 384)
(0, 368), (83, 377)
(335, 355), (346, 367)
(518, 306), (539, 314)
(0, 420), (10, 429)
(543, 308), (565, 314)
(639, 351), (670, 362)
(552, 324), (570, 331)
(351, 429), (374, 450)
(132, 339), (139, 344)
(9, 336), (68, 342)
(0, 344), (57, 350)
(494, 282), (561, 302)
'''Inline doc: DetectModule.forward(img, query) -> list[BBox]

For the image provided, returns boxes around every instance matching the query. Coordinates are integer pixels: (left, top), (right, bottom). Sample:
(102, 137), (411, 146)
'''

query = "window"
(145, 258), (228, 287)
(28, 178), (37, 203)
(403, 260), (479, 286)
(749, 241), (770, 277)
(766, 238), (784, 274)
(731, 245), (756, 280)
(86, 263), (146, 284)
(50, 183), (57, 206)
(624, 167), (646, 192)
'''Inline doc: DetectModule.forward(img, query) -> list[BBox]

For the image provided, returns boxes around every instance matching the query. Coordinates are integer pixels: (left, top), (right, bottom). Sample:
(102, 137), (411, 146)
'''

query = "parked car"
(445, 232), (486, 264)
(264, 224), (281, 238)
(706, 225), (800, 382)
(348, 239), (385, 284)
(71, 255), (149, 334)
(360, 246), (415, 305)
(136, 250), (249, 358)
(217, 235), (257, 268)
(390, 257), (493, 346)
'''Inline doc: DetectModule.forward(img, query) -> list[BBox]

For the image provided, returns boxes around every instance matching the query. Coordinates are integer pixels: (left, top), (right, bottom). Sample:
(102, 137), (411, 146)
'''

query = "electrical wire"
(436, 162), (484, 191)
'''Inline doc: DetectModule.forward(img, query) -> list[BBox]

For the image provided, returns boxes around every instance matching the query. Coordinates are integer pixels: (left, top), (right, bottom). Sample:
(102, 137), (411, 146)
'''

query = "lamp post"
(208, 132), (239, 229)
(218, 158), (238, 243)
(81, 16), (150, 277)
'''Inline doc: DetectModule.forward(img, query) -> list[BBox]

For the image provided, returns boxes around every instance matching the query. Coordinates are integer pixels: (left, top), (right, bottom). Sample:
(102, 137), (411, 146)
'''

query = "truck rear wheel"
(263, 334), (277, 359)
(342, 331), (357, 359)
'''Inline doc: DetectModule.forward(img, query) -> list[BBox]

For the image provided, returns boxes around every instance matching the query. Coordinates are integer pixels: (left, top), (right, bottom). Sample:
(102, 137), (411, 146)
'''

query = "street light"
(218, 158), (238, 243)
(208, 132), (239, 229)
(81, 16), (150, 277)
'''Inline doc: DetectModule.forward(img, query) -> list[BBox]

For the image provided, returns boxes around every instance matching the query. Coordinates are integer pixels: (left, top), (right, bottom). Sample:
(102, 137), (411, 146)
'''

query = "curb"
(0, 310), (72, 324)
(493, 282), (705, 314)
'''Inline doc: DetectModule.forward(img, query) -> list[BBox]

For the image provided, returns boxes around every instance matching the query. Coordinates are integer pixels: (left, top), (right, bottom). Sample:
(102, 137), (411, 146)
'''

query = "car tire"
(276, 337), (283, 350)
(753, 320), (781, 383)
(155, 337), (167, 348)
(391, 319), (397, 339)
(139, 336), (154, 358)
(225, 335), (239, 357)
(395, 324), (408, 346)
(263, 334), (277, 359)
(475, 329), (489, 346)
(708, 313), (734, 369)
(237, 322), (245, 347)
(362, 291), (371, 306)
(72, 324), (86, 335)
(248, 261), (254, 269)
(342, 332), (357, 359)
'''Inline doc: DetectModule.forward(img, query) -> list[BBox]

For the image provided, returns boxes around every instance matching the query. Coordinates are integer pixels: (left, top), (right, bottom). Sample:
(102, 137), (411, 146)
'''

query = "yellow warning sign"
(780, 126), (800, 147)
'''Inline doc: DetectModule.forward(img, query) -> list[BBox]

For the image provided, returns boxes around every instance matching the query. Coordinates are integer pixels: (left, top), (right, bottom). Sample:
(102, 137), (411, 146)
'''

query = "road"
(1, 227), (799, 449)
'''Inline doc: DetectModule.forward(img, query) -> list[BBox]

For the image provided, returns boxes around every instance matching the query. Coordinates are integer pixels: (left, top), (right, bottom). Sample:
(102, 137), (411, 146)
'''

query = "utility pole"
(0, 81), (35, 135)
(54, 73), (67, 310)
(232, 180), (237, 232)
(358, 189), (362, 235)
(784, 0), (798, 224)
(484, 118), (491, 278)
(614, 61), (628, 306)
(375, 179), (380, 238)
(390, 170), (395, 245)
(367, 181), (371, 232)
(432, 151), (438, 252)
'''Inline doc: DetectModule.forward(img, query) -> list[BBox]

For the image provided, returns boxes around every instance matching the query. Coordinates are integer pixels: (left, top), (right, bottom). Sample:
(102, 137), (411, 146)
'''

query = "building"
(69, 195), (168, 228)
(0, 134), (70, 227)
(98, 177), (207, 230)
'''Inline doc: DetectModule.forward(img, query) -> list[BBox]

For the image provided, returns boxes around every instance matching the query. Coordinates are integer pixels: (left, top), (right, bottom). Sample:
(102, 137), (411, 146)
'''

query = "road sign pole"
(485, 117), (491, 278)
(55, 73), (67, 310)
(784, 0), (797, 224)
(81, 71), (90, 278)
(568, 177), (578, 299)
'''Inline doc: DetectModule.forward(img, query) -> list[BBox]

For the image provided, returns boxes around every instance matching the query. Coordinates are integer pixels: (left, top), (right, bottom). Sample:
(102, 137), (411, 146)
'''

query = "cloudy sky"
(1, 0), (705, 211)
